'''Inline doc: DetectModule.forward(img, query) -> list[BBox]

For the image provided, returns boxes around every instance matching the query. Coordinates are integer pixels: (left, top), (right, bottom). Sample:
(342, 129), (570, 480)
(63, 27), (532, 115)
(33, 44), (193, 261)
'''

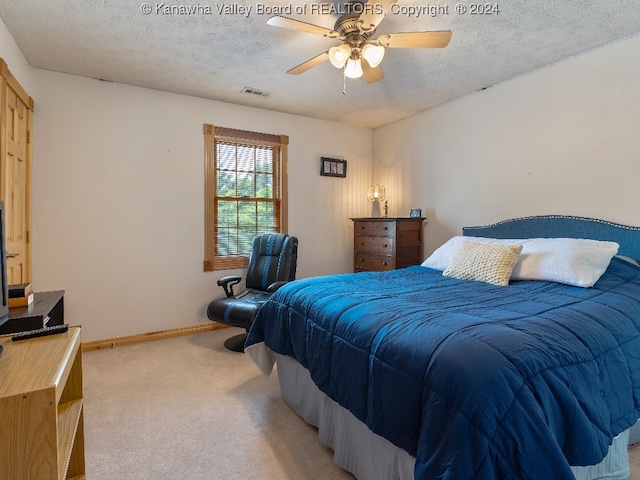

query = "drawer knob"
(361, 241), (365, 245)
(384, 227), (388, 230)
(360, 258), (364, 262)
(384, 244), (388, 248)
(382, 262), (387, 266)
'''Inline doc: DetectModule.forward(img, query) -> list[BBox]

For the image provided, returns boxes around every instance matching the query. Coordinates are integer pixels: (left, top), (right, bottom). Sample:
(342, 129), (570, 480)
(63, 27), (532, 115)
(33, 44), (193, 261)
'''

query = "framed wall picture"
(320, 157), (347, 178)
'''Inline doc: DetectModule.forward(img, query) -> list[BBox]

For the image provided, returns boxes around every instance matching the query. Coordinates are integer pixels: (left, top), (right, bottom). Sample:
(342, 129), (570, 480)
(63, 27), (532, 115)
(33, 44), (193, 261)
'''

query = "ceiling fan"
(267, 0), (452, 85)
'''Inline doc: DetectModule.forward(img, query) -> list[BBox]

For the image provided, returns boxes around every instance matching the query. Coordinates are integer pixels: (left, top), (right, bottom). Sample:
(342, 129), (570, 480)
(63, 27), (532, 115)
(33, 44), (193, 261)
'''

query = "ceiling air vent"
(241, 87), (272, 99)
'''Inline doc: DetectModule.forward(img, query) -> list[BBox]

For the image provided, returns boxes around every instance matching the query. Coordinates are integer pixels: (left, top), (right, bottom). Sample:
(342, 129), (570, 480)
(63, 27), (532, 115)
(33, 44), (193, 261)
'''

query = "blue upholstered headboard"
(463, 215), (640, 261)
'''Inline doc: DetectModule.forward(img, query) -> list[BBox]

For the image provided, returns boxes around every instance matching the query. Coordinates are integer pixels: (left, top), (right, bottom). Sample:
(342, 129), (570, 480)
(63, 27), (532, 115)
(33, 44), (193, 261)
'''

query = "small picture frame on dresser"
(320, 157), (347, 178)
(410, 209), (422, 218)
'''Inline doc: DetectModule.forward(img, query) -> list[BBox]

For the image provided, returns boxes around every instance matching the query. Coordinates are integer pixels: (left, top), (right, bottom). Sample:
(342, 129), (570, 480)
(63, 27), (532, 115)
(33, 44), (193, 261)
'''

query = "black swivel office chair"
(207, 233), (298, 352)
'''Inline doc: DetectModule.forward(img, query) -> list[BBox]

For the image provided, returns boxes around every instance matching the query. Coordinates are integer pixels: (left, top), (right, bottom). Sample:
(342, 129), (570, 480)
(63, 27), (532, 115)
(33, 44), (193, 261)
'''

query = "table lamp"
(367, 184), (386, 217)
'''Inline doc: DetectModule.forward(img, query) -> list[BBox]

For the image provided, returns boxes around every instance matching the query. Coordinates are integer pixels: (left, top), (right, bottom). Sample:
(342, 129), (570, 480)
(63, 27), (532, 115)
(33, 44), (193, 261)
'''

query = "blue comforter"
(246, 258), (640, 479)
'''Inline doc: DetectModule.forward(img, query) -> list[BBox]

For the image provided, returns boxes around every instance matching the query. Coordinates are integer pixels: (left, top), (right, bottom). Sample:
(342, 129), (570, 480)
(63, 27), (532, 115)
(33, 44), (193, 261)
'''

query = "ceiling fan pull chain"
(343, 68), (347, 95)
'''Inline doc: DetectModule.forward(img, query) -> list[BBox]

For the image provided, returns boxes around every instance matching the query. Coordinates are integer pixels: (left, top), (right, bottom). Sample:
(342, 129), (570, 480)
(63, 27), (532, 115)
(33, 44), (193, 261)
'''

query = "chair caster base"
(224, 333), (248, 352)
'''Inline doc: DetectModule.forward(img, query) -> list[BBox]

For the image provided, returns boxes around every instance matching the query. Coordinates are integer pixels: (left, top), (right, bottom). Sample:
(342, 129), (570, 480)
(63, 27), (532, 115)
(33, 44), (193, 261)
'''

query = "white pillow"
(422, 236), (619, 288)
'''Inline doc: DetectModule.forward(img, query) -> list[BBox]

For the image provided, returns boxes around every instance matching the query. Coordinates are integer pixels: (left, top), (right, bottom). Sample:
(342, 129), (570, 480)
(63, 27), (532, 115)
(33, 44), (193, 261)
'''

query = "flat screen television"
(0, 200), (9, 328)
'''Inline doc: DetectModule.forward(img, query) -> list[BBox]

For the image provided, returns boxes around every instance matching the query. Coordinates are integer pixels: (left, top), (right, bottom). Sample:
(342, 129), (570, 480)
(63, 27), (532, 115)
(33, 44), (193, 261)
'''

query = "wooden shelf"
(57, 399), (83, 479)
(0, 326), (85, 479)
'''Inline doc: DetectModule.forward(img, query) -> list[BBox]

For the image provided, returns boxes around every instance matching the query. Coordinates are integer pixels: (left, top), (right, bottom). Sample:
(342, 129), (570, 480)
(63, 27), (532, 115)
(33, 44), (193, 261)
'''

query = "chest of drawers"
(351, 217), (425, 272)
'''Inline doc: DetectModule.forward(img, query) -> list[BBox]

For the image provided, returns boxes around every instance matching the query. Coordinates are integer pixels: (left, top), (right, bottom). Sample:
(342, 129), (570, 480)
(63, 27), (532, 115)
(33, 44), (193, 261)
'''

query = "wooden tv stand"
(0, 326), (85, 479)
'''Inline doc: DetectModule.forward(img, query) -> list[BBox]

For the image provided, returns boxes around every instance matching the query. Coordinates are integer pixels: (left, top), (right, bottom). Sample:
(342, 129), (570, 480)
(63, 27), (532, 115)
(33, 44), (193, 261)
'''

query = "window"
(204, 124), (288, 271)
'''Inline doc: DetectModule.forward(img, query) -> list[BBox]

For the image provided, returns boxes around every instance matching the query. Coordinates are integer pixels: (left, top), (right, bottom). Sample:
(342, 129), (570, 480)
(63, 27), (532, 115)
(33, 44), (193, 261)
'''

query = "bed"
(245, 215), (640, 480)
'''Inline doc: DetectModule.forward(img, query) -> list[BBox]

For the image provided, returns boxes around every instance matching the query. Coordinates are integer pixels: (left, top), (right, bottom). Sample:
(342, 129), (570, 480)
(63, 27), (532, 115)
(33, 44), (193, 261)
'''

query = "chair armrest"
(267, 281), (288, 293)
(218, 275), (242, 297)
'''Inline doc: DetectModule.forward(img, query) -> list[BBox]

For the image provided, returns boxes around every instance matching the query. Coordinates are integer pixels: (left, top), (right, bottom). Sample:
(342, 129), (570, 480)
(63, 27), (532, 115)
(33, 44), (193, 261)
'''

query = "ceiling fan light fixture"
(362, 43), (385, 68)
(329, 44), (351, 68)
(344, 58), (363, 79)
(267, 9), (452, 87)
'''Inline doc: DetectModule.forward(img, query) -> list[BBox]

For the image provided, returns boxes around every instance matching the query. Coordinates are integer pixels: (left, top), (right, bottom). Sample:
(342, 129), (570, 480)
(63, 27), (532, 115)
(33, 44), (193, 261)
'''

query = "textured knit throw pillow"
(443, 241), (523, 286)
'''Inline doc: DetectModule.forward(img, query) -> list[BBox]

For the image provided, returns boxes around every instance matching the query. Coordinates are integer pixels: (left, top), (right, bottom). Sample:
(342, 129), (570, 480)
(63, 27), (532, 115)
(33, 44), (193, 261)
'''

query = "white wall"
(0, 17), (34, 93)
(29, 72), (372, 341)
(373, 33), (640, 258)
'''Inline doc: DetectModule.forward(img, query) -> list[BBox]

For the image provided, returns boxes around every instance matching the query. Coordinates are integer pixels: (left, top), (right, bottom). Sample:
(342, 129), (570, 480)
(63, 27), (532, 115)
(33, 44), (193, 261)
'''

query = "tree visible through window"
(204, 125), (288, 271)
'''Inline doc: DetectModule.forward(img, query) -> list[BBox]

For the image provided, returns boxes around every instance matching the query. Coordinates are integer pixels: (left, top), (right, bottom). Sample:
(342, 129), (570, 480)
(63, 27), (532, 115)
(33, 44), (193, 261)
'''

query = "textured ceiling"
(1, 1), (639, 128)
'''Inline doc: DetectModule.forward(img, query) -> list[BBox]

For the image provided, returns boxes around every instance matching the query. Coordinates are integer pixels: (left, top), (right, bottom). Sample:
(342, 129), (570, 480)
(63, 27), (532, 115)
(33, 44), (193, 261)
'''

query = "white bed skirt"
(274, 353), (637, 480)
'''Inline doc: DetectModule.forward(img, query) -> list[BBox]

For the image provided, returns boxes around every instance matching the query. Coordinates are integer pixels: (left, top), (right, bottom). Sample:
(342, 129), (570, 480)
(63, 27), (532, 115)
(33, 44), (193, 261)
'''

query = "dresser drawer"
(351, 217), (425, 272)
(354, 221), (395, 237)
(355, 253), (395, 271)
(355, 235), (394, 255)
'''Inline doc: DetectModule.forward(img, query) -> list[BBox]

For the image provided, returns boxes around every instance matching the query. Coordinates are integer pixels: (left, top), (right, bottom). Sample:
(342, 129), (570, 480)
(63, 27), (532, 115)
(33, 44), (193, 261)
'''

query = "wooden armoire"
(0, 59), (32, 284)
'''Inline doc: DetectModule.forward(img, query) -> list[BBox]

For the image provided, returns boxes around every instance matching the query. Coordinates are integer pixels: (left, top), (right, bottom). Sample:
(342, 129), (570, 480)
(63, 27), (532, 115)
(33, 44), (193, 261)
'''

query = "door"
(0, 59), (32, 284)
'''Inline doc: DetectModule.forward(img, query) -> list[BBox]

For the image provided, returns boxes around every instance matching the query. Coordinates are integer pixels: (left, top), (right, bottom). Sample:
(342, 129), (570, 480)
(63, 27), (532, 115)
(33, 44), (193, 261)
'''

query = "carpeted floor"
(632, 444), (640, 480)
(83, 328), (354, 479)
(83, 328), (640, 479)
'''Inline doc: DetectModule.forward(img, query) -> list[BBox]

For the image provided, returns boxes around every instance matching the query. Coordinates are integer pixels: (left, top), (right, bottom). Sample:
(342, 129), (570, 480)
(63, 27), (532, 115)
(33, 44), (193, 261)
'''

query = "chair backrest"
(245, 233), (298, 291)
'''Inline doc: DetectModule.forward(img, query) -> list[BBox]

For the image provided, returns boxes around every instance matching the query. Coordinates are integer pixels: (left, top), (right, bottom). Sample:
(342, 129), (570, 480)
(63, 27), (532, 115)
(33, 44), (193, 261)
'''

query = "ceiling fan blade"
(358, 0), (398, 32)
(267, 16), (338, 38)
(287, 52), (330, 75)
(378, 31), (452, 48)
(362, 59), (384, 84)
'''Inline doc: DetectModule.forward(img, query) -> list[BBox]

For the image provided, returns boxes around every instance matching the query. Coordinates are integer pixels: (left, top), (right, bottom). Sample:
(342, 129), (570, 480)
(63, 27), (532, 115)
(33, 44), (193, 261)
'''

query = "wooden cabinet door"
(0, 60), (32, 284)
